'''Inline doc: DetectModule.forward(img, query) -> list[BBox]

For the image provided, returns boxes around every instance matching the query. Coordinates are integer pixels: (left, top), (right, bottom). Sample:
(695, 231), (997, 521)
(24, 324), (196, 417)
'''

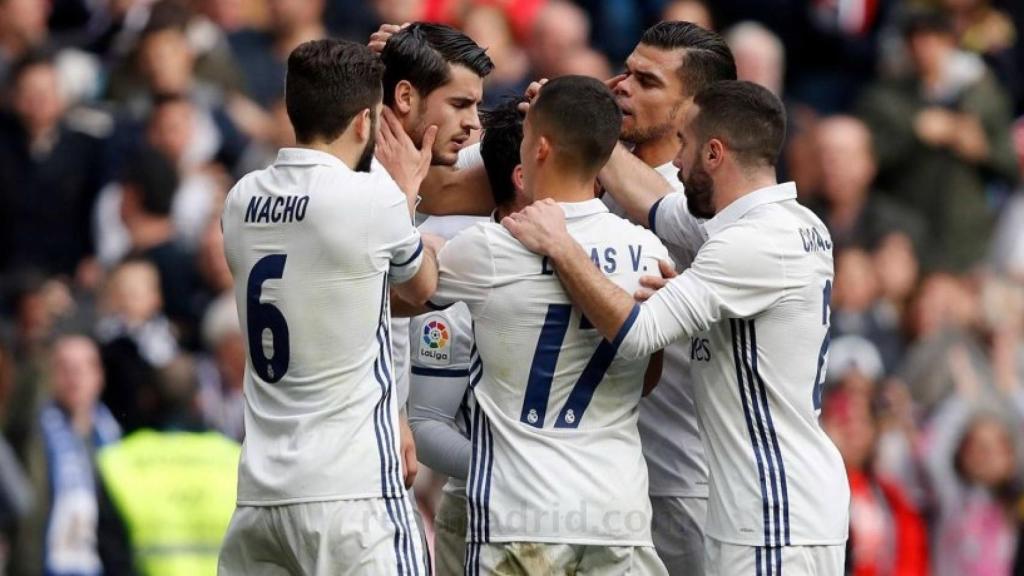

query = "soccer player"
(600, 23), (736, 575)
(218, 39), (437, 575)
(412, 21), (738, 573)
(374, 23), (494, 445)
(503, 81), (850, 575)
(410, 76), (671, 575)
(406, 98), (531, 576)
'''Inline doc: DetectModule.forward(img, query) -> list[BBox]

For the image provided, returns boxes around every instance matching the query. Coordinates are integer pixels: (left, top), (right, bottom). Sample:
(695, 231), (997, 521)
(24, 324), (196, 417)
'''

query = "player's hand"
(634, 259), (677, 302)
(421, 232), (446, 256)
(376, 107), (438, 204)
(399, 415), (418, 489)
(368, 23), (408, 53)
(517, 78), (548, 115)
(605, 73), (627, 92)
(501, 198), (571, 257)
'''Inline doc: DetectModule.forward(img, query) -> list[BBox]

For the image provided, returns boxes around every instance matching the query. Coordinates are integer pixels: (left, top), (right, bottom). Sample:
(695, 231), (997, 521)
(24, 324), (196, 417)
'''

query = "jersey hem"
(473, 535), (654, 547)
(648, 492), (709, 499)
(236, 491), (401, 506)
(704, 532), (849, 547)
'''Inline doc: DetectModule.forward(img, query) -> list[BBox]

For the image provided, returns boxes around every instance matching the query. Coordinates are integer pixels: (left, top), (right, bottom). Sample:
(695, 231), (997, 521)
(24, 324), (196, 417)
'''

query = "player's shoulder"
(591, 211), (669, 252)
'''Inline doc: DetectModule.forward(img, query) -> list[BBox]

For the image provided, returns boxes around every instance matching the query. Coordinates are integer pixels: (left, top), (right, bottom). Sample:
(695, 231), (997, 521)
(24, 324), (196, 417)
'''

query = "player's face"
(674, 105), (716, 219)
(615, 44), (688, 145)
(410, 64), (484, 166)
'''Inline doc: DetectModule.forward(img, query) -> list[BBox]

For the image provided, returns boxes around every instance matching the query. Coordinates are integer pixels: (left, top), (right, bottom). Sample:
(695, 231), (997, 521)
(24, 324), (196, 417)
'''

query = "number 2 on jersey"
(812, 280), (832, 411)
(247, 254), (290, 383)
(520, 304), (617, 429)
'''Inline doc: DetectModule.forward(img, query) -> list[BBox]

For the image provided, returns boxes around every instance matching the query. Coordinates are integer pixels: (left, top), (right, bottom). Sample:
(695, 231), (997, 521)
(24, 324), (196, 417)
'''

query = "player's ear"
(537, 136), (550, 163)
(394, 80), (415, 115)
(705, 138), (725, 170)
(511, 164), (525, 192)
(356, 108), (373, 142)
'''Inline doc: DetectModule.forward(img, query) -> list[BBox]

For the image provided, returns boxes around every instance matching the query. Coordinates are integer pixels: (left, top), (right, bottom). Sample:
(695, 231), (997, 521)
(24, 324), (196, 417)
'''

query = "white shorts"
(466, 541), (668, 576)
(704, 538), (845, 576)
(650, 496), (707, 576)
(218, 497), (425, 576)
(433, 493), (467, 576)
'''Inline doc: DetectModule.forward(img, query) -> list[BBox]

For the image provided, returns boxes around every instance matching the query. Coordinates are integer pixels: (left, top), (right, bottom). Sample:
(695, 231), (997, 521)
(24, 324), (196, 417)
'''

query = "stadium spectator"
(724, 21), (785, 97)
(0, 0), (49, 83)
(10, 335), (121, 576)
(661, 0), (714, 31)
(0, 51), (107, 280)
(115, 145), (203, 341)
(858, 9), (1019, 271)
(808, 115), (927, 254)
(821, 381), (930, 576)
(832, 249), (906, 375)
(527, 0), (591, 80)
(196, 293), (244, 441)
(228, 0), (327, 108)
(463, 4), (530, 107)
(97, 355), (240, 575)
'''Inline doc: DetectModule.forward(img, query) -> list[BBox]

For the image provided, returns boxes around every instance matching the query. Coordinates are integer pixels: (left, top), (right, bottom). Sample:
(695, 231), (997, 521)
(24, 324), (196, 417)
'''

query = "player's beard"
(355, 113), (378, 173)
(621, 119), (674, 146)
(682, 162), (716, 219)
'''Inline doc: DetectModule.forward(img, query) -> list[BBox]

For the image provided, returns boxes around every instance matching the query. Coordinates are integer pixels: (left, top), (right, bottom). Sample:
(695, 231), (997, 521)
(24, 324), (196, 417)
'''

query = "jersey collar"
(275, 147), (349, 169)
(704, 181), (797, 237)
(558, 198), (609, 219)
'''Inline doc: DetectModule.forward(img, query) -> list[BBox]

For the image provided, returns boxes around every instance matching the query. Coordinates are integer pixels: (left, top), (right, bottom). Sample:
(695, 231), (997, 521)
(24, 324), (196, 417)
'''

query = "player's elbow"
(394, 276), (436, 309)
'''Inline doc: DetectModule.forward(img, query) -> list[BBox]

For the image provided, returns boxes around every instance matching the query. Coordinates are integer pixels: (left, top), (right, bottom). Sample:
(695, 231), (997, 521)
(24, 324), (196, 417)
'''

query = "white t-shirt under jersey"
(431, 199), (671, 546)
(222, 148), (423, 505)
(617, 182), (850, 547)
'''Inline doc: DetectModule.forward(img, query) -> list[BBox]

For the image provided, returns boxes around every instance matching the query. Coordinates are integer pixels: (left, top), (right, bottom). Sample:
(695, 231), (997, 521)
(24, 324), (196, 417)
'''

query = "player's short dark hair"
(531, 75), (622, 176)
(122, 146), (179, 216)
(640, 21), (737, 97)
(285, 39), (384, 144)
(692, 80), (786, 168)
(381, 23), (493, 106)
(480, 98), (525, 207)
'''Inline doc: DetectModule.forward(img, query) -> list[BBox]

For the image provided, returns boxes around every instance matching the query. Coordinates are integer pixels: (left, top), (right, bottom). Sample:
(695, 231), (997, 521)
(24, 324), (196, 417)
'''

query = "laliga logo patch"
(419, 318), (452, 366)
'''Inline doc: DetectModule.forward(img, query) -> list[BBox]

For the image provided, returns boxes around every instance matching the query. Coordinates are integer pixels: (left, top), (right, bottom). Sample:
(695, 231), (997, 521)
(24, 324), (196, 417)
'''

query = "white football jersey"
(431, 199), (671, 546)
(638, 162), (709, 498)
(222, 148), (423, 505)
(406, 216), (487, 500)
(617, 182), (850, 547)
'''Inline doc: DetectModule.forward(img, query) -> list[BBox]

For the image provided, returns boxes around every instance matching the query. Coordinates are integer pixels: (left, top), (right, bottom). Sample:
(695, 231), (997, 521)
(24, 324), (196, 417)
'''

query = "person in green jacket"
(857, 9), (1019, 272)
(97, 355), (240, 576)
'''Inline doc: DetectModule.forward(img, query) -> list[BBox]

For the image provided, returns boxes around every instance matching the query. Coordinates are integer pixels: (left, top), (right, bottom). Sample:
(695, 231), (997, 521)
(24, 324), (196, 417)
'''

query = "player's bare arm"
(599, 142), (675, 225)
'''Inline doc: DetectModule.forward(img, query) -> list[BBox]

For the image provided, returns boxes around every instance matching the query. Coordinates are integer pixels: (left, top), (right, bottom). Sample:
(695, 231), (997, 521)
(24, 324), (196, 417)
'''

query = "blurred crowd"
(0, 0), (1023, 574)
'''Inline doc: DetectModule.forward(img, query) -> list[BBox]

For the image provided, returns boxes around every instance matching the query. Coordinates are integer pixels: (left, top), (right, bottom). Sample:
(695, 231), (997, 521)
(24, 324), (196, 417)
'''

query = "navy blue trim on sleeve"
(611, 304), (642, 348)
(393, 239), (424, 267)
(410, 366), (471, 378)
(648, 197), (665, 235)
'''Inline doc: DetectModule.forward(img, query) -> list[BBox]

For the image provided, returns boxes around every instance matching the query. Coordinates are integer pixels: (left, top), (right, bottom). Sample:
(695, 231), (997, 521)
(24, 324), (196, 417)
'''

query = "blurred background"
(0, 0), (1022, 574)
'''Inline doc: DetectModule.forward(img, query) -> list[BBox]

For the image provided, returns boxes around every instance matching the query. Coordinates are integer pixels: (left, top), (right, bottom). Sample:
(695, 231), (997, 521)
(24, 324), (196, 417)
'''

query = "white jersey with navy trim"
(616, 182), (849, 547)
(635, 162), (709, 499)
(406, 215), (488, 500)
(222, 148), (423, 509)
(431, 199), (671, 546)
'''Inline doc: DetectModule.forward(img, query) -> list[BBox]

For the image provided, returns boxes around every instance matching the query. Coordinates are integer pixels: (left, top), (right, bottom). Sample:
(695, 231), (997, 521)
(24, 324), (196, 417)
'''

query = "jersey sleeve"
(649, 192), (708, 264)
(617, 226), (785, 360)
(370, 173), (424, 284)
(407, 310), (474, 480)
(454, 142), (483, 170)
(429, 225), (495, 309)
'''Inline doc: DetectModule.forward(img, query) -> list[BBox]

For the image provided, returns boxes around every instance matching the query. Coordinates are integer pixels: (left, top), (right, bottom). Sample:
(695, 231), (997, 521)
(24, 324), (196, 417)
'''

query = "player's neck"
(531, 169), (597, 204)
(714, 168), (779, 213)
(632, 134), (679, 169)
(300, 140), (363, 171)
